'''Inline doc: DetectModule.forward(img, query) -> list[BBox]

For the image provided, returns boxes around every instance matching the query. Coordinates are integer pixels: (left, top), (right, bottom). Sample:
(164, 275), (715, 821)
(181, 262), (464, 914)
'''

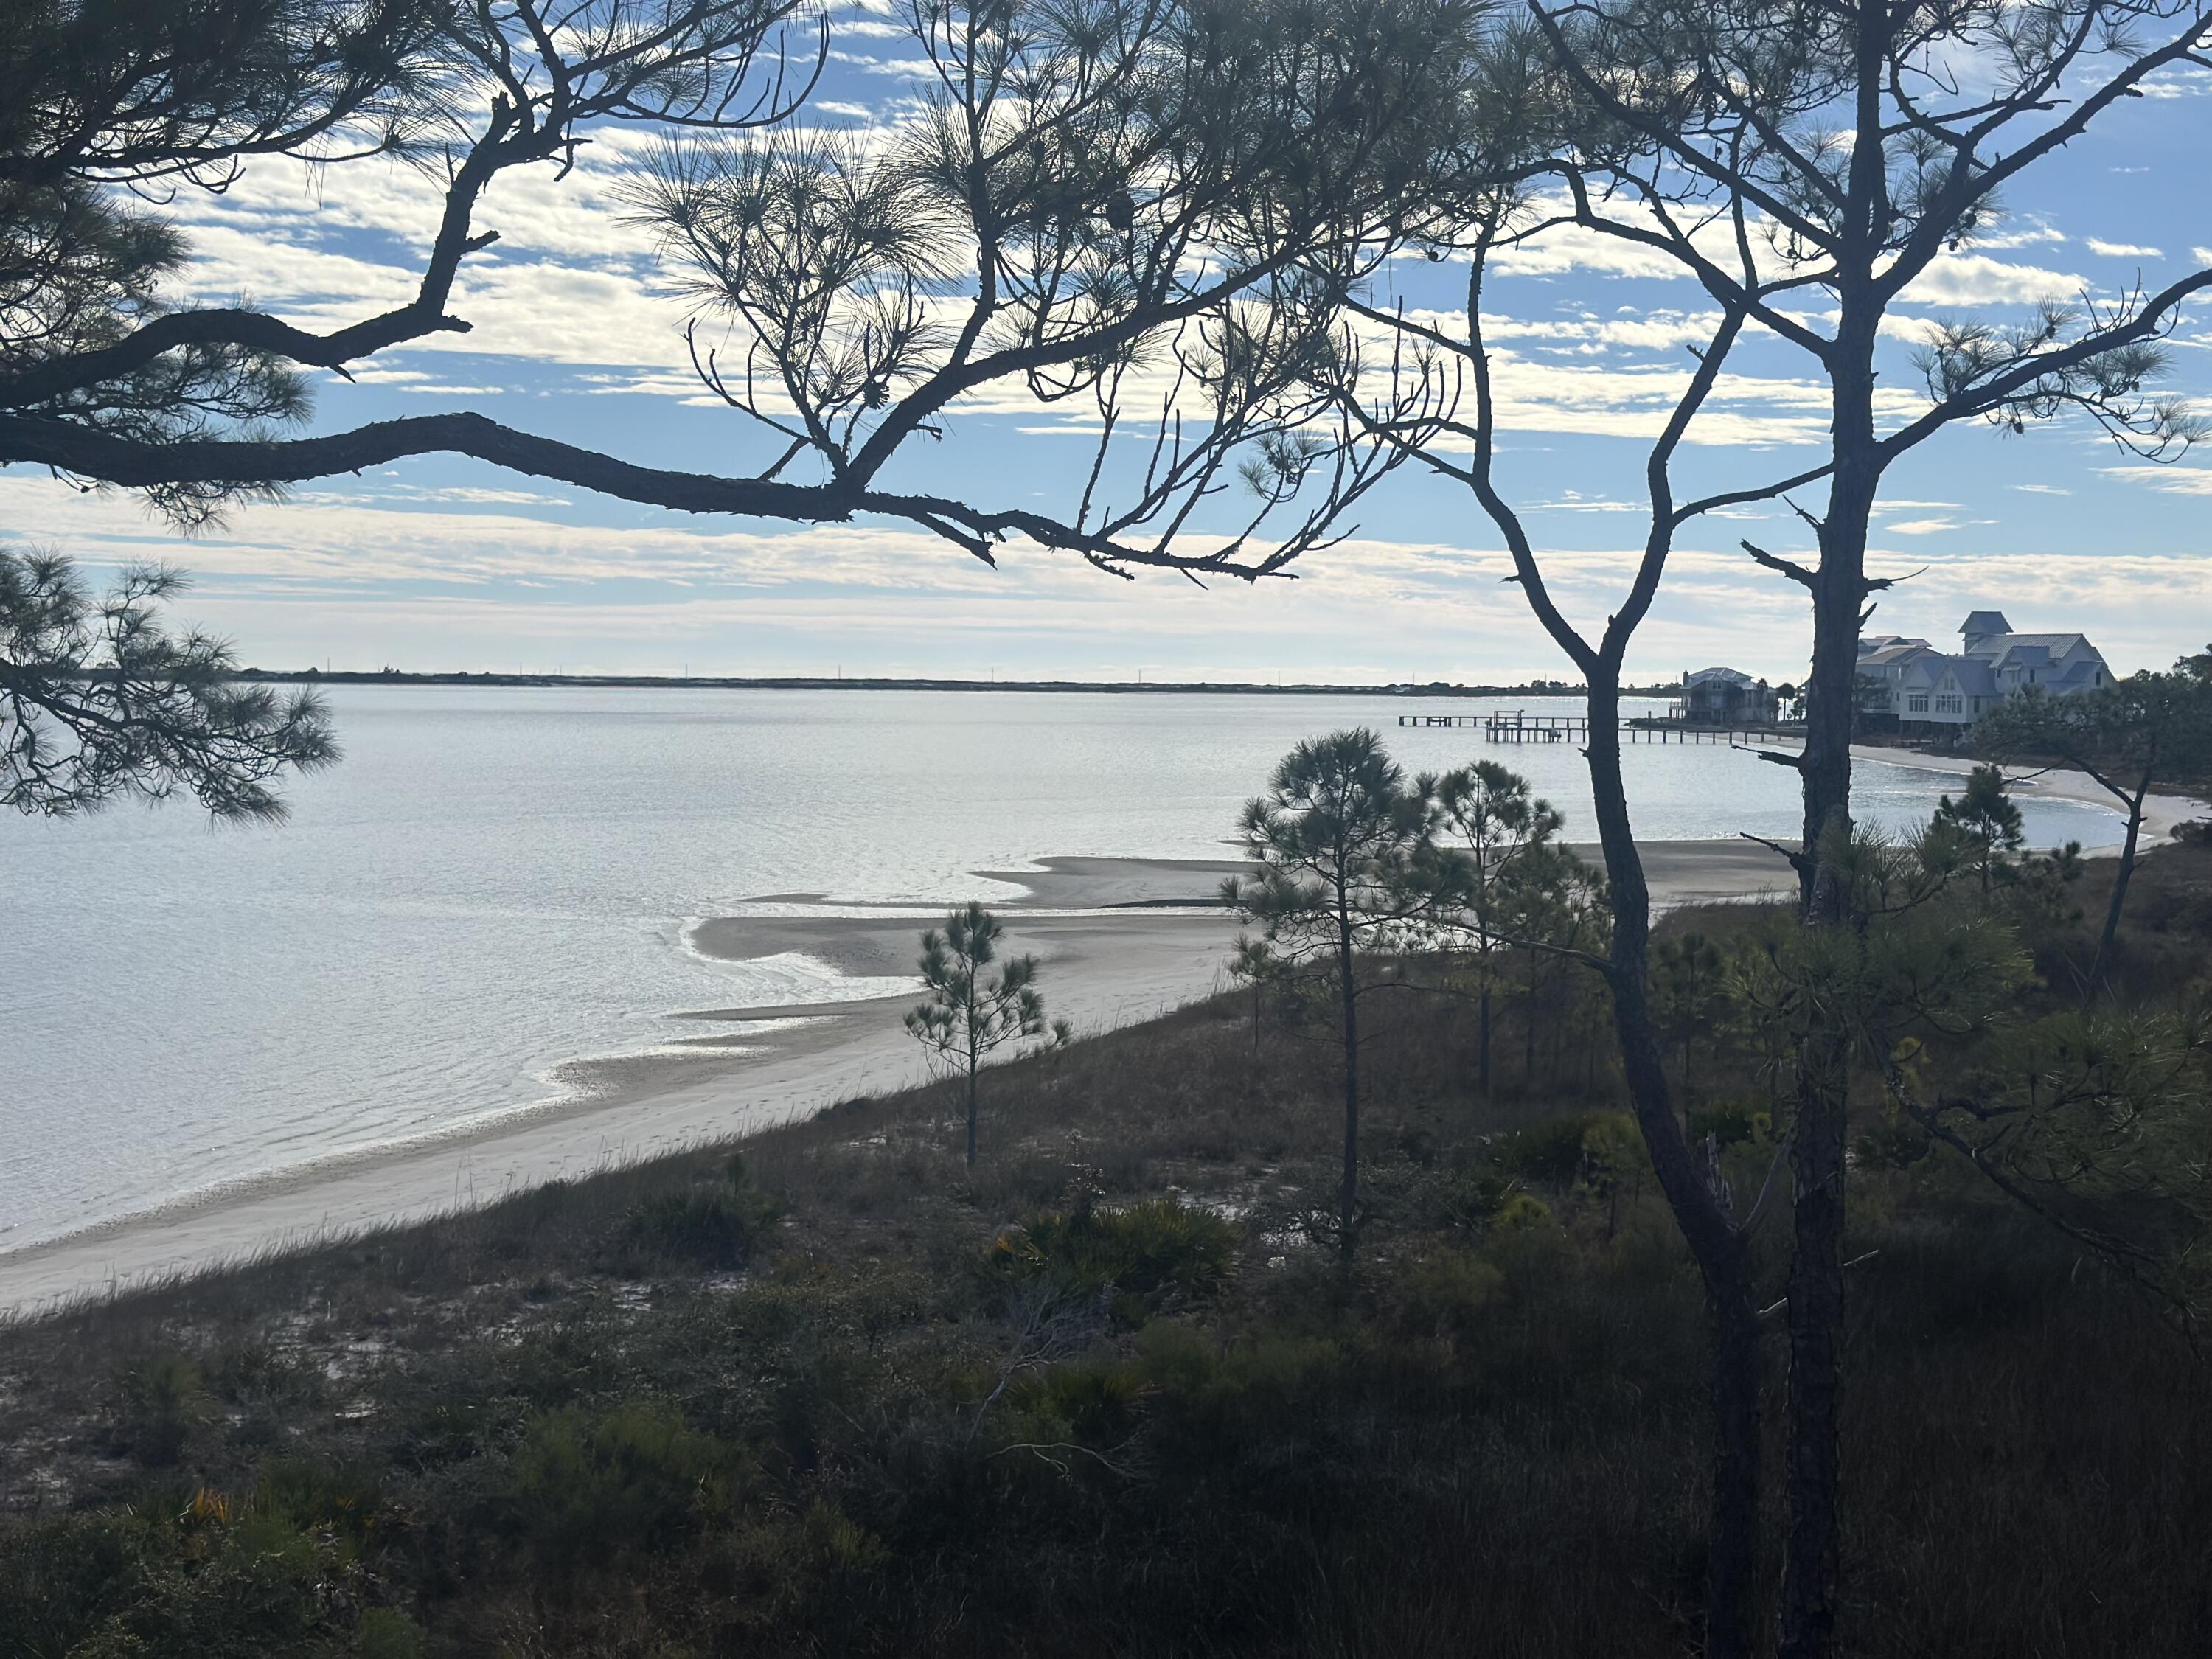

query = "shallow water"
(0, 686), (2123, 1250)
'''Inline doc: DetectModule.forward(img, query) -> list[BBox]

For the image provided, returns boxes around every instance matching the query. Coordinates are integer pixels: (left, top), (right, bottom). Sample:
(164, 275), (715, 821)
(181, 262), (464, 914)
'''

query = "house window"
(1935, 694), (1962, 714)
(1907, 693), (1930, 713)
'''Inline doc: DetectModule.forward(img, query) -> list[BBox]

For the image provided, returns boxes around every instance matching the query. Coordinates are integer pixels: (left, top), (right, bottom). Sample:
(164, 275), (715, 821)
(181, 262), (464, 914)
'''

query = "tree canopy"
(2, 0), (1492, 574)
(1, 547), (335, 818)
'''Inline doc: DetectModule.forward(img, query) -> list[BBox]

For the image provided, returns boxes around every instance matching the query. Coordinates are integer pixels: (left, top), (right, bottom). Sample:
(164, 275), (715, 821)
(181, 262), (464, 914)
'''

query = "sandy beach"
(1814, 741), (2207, 844)
(3, 800), (2198, 1317)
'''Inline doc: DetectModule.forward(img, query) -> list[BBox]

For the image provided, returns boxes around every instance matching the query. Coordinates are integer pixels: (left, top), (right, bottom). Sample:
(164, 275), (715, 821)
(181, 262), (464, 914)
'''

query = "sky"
(5, 4), (2210, 686)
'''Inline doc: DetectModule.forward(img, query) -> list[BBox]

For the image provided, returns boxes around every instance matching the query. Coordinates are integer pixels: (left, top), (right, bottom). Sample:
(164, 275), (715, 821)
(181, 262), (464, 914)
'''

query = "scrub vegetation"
(5, 836), (2210, 1659)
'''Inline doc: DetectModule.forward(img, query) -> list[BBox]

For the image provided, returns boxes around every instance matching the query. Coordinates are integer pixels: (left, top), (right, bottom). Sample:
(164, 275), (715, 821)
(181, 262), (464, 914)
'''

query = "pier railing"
(1396, 711), (1787, 745)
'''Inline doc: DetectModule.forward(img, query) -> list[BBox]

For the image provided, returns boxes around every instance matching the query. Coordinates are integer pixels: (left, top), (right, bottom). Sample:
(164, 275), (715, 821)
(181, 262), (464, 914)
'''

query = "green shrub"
(624, 1158), (784, 1267)
(252, 1458), (387, 1554)
(1686, 1100), (1770, 1150)
(984, 1196), (1238, 1318)
(506, 1400), (747, 1569)
(1131, 1321), (1353, 1433)
(1482, 1115), (1603, 1186)
(1006, 1363), (1147, 1445)
(1854, 1111), (1933, 1170)
(116, 1352), (209, 1467)
(1490, 1192), (1554, 1232)
(0, 1504), (368, 1659)
(0, 1512), (138, 1658)
(1394, 1248), (1508, 1339)
(1426, 1168), (1514, 1234)
(358, 1609), (422, 1659)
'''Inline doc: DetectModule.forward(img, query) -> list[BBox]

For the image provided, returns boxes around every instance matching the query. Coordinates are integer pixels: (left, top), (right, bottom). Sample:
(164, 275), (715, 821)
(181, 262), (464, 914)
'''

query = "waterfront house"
(1680, 666), (1779, 725)
(1857, 612), (2111, 733)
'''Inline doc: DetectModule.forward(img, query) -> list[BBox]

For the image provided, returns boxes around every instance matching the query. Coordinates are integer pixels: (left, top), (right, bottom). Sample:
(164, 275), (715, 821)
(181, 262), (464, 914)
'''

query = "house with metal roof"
(1857, 612), (2111, 732)
(1680, 665), (1780, 724)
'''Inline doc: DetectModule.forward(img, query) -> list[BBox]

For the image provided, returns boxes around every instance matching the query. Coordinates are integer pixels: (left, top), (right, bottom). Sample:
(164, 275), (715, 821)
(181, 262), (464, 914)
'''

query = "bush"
(1686, 1100), (1769, 1150)
(1394, 1248), (1508, 1340)
(1854, 1111), (1933, 1171)
(984, 1196), (1238, 1319)
(1482, 1114), (1604, 1186)
(507, 1400), (748, 1569)
(252, 1458), (388, 1554)
(116, 1351), (209, 1467)
(0, 1504), (374, 1659)
(1006, 1362), (1148, 1447)
(623, 1156), (784, 1267)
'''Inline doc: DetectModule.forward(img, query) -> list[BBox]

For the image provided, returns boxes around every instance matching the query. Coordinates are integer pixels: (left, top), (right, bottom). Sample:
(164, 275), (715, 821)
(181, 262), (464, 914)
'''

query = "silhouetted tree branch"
(1, 547), (335, 819)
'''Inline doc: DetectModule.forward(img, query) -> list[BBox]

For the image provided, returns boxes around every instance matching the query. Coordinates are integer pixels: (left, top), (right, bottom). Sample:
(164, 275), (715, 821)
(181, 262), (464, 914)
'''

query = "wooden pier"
(1395, 712), (1784, 745)
(1484, 710), (1587, 742)
(1624, 721), (1775, 743)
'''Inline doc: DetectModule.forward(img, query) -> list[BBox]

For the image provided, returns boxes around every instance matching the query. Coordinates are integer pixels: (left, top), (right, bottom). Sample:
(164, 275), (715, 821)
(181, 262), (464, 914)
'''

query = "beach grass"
(3, 845), (2209, 1658)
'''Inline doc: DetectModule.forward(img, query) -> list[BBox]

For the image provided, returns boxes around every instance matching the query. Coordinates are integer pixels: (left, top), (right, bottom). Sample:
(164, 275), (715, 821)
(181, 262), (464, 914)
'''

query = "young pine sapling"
(905, 902), (1064, 1167)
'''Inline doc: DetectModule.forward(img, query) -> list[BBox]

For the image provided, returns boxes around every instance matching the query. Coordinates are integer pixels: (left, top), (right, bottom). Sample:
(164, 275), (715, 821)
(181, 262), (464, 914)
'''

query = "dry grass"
(4, 857), (2209, 1657)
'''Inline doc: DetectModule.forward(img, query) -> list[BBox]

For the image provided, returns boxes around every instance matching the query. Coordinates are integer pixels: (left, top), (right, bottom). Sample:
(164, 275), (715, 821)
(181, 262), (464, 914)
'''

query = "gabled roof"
(1686, 666), (1756, 686)
(1951, 658), (1998, 697)
(1960, 611), (2012, 636)
(1990, 633), (2091, 651)
(1860, 641), (1940, 668)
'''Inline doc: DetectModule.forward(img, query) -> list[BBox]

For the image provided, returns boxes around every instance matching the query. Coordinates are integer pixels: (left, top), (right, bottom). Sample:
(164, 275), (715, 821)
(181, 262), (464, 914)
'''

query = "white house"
(1857, 612), (2112, 732)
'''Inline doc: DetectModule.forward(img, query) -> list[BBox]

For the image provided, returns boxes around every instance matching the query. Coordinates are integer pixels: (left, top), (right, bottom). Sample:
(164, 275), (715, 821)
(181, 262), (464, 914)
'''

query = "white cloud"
(1886, 517), (1961, 535)
(1896, 254), (2085, 307)
(2099, 465), (2212, 495)
(1973, 223), (2067, 250)
(2086, 238), (2164, 259)
(2137, 66), (2212, 99)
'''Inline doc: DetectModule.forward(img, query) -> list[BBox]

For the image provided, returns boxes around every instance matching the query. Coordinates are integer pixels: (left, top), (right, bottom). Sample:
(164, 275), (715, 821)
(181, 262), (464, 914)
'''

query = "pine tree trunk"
(1584, 686), (1759, 1659)
(1338, 922), (1360, 1262)
(2092, 787), (2147, 987)
(965, 1054), (978, 1169)
(1778, 216), (1885, 1646)
(1524, 960), (1539, 1085)
(1479, 978), (1492, 1099)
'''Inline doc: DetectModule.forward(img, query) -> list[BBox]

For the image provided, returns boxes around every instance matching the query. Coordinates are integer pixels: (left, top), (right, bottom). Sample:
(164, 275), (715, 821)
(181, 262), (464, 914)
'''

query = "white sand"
(1818, 742), (2207, 845)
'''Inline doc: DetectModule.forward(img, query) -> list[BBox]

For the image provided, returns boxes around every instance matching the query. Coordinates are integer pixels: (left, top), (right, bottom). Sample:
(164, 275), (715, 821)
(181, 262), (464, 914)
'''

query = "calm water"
(0, 688), (2122, 1250)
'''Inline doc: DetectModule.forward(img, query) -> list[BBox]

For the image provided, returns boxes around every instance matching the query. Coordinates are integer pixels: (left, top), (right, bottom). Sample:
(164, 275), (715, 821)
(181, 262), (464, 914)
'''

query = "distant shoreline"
(226, 671), (1659, 698)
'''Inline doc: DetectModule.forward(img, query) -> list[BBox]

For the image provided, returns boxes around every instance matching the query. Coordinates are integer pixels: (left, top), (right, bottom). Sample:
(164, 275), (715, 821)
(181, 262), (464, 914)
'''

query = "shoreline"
(4, 815), (2194, 1318)
(1818, 742), (2207, 845)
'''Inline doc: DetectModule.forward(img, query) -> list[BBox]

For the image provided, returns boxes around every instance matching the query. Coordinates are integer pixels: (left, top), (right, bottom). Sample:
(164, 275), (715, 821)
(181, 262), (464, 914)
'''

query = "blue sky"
(6, 6), (2209, 685)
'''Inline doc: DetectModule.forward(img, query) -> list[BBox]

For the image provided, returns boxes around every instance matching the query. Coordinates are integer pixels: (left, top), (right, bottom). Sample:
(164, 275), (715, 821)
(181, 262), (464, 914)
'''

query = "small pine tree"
(905, 902), (1052, 1167)
(1933, 763), (2023, 894)
(1223, 728), (1436, 1259)
(1430, 759), (1579, 1099)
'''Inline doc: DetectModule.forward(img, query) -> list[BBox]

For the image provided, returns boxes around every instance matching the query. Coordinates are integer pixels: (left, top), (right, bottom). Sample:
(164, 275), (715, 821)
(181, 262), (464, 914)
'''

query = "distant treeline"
(222, 669), (1664, 697)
